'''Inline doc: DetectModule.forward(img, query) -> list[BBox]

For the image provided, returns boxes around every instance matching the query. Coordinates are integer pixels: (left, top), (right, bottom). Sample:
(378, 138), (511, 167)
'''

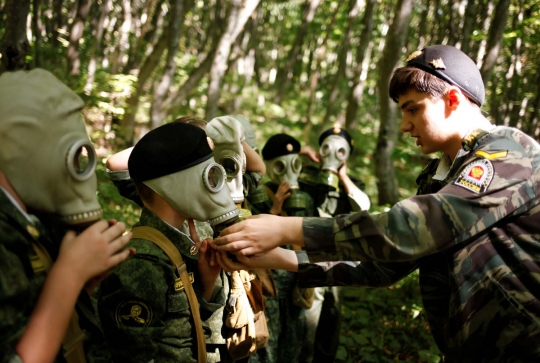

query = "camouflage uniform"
(249, 182), (314, 363)
(0, 188), (111, 363)
(98, 208), (226, 362)
(296, 127), (540, 362)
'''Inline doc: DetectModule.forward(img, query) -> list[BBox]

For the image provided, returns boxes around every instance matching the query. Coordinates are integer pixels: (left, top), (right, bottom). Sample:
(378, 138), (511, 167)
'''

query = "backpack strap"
(130, 226), (207, 363)
(31, 241), (87, 363)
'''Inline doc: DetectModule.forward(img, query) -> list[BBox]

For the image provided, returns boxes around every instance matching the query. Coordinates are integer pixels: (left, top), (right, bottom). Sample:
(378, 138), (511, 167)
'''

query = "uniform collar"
(0, 187), (43, 241)
(137, 208), (199, 260)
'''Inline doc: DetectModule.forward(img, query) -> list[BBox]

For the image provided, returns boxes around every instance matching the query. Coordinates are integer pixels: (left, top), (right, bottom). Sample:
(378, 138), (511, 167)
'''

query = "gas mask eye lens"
(66, 140), (97, 181)
(292, 156), (302, 173)
(337, 147), (347, 160)
(219, 156), (239, 180)
(203, 163), (226, 192)
(321, 144), (330, 156)
(273, 160), (286, 175)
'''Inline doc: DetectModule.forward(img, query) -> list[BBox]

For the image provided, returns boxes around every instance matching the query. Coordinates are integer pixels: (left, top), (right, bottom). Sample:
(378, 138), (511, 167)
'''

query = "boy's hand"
(57, 220), (134, 289)
(188, 219), (220, 300)
(269, 181), (290, 215)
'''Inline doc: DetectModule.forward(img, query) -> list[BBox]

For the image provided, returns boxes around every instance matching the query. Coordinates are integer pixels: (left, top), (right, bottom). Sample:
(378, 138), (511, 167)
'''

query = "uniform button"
(27, 225), (40, 238)
(190, 246), (198, 255)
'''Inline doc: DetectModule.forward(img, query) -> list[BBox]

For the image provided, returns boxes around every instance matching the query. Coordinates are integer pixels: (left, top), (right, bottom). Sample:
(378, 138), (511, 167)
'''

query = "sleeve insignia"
(115, 300), (152, 327)
(454, 159), (494, 194)
(429, 58), (446, 69)
(475, 150), (508, 160)
(406, 50), (422, 62)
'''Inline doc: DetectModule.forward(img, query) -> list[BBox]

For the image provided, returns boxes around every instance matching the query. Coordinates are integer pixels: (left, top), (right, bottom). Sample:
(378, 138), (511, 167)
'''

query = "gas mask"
(0, 69), (102, 226)
(318, 135), (351, 191)
(206, 116), (246, 205)
(143, 156), (239, 226)
(266, 154), (308, 211)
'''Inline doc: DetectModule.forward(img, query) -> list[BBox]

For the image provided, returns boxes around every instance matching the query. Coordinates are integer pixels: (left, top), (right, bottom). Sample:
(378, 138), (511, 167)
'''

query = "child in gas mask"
(296, 127), (371, 363)
(98, 122), (241, 362)
(247, 133), (315, 363)
(0, 69), (134, 363)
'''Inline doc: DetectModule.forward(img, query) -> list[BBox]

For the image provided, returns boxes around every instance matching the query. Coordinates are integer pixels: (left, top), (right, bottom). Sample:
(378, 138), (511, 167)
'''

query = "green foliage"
(95, 162), (141, 227)
(337, 272), (442, 363)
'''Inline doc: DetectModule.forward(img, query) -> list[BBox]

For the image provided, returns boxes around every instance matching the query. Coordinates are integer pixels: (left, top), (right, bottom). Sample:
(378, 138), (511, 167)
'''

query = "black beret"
(318, 127), (354, 153)
(262, 133), (301, 161)
(406, 45), (485, 106)
(129, 122), (213, 182)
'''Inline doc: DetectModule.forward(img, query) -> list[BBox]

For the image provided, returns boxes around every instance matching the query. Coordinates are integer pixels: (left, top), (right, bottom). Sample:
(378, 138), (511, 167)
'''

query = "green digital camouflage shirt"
(297, 126), (540, 362)
(0, 188), (111, 363)
(98, 208), (225, 363)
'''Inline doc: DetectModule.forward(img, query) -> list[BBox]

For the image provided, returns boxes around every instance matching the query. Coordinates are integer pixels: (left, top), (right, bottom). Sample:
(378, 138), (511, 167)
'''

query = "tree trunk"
(84, 0), (112, 94)
(32, 0), (41, 68)
(120, 28), (169, 145)
(344, 0), (376, 130)
(480, 0), (510, 84)
(460, 0), (476, 54)
(321, 0), (360, 129)
(150, 0), (184, 129)
(66, 0), (94, 77)
(50, 0), (63, 49)
(375, 0), (414, 206)
(205, 0), (261, 120)
(109, 0), (132, 74)
(274, 0), (321, 104)
(1, 0), (31, 72)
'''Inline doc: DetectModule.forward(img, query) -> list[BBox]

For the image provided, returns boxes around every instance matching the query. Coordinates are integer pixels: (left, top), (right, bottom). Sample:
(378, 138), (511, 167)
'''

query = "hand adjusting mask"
(0, 69), (102, 225)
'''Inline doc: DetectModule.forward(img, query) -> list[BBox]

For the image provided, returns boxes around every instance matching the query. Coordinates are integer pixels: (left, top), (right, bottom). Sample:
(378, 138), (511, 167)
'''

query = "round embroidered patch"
(115, 300), (153, 327)
(454, 159), (494, 193)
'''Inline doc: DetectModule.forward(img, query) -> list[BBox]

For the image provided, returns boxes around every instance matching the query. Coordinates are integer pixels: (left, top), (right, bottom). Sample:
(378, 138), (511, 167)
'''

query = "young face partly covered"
(398, 89), (458, 156)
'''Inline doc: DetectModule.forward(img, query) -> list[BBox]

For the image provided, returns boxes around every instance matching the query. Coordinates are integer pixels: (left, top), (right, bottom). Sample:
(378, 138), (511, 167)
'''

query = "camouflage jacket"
(0, 188), (111, 363)
(98, 208), (225, 363)
(297, 126), (540, 362)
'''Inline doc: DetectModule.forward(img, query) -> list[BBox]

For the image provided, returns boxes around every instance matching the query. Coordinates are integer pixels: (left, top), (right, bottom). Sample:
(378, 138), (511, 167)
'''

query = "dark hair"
(389, 67), (451, 103)
(173, 116), (207, 129)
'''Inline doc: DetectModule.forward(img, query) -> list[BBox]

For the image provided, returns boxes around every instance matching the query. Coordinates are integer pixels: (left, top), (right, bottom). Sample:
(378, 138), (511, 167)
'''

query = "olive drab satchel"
(129, 226), (207, 363)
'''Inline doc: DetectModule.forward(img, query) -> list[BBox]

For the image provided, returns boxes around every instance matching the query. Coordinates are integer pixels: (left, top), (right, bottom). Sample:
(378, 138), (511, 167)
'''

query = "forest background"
(1, 0), (539, 362)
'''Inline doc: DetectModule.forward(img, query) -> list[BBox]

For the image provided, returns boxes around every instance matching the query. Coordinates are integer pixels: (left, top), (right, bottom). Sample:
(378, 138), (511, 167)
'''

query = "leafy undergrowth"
(336, 272), (442, 363)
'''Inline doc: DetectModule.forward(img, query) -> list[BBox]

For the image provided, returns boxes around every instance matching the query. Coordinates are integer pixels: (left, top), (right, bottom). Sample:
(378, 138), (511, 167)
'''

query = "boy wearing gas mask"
(97, 122), (243, 362)
(247, 133), (314, 363)
(0, 69), (134, 363)
(297, 127), (371, 363)
(104, 115), (266, 362)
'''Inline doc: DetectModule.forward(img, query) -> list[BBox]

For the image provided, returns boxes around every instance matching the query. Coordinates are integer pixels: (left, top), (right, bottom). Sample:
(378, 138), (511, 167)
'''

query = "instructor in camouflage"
(212, 45), (540, 362)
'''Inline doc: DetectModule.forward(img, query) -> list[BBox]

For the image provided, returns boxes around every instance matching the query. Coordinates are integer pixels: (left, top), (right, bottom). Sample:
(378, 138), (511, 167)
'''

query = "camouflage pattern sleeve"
(0, 219), (46, 363)
(295, 251), (419, 288)
(243, 171), (263, 197)
(107, 169), (144, 207)
(304, 130), (540, 264)
(98, 241), (198, 363)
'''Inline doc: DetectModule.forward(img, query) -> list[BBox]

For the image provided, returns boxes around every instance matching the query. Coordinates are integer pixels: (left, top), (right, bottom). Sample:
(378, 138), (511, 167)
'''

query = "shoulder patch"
(115, 300), (153, 327)
(454, 159), (494, 194)
(474, 150), (508, 160)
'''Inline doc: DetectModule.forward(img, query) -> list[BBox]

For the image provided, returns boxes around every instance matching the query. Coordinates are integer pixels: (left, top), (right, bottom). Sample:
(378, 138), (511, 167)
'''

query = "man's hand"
(210, 214), (304, 255)
(57, 220), (135, 289)
(216, 248), (299, 272)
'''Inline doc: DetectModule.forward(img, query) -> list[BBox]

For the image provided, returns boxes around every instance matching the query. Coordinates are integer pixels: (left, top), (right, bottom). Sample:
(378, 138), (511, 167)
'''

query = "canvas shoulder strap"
(130, 226), (207, 363)
(31, 241), (87, 363)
